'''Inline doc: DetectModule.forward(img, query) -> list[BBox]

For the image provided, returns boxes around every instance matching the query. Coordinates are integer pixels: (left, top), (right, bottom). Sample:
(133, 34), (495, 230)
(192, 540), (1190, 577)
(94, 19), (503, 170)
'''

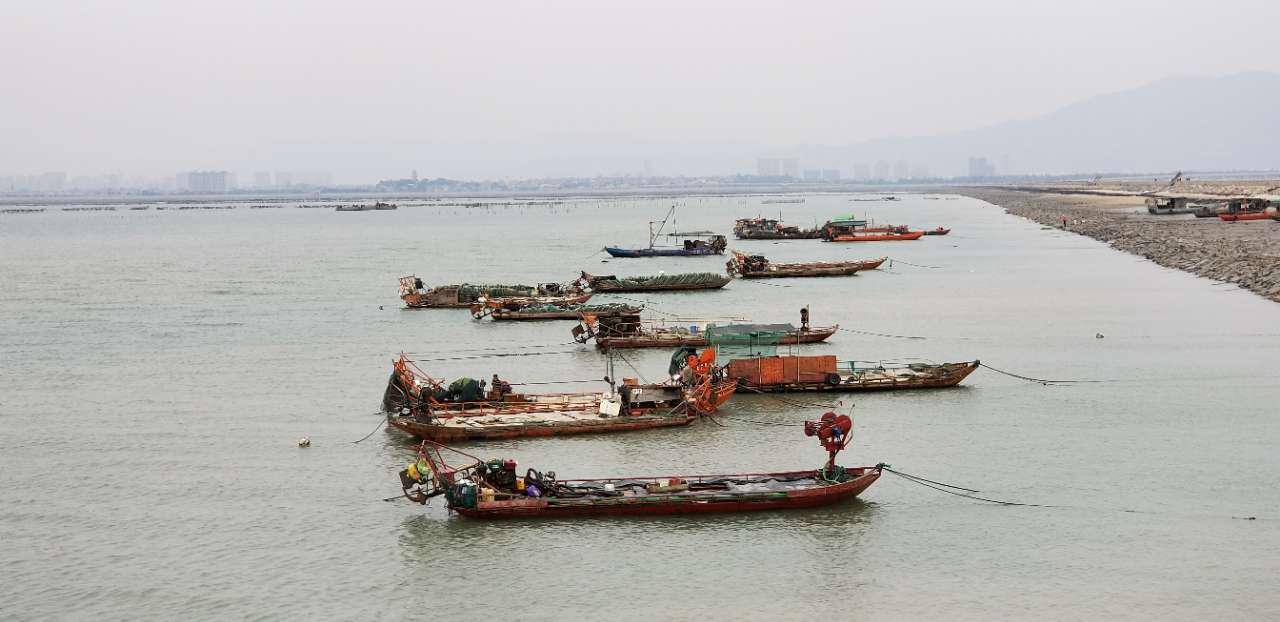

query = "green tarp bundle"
(706, 323), (798, 364)
(456, 284), (538, 302)
(517, 303), (638, 313)
(599, 272), (724, 288)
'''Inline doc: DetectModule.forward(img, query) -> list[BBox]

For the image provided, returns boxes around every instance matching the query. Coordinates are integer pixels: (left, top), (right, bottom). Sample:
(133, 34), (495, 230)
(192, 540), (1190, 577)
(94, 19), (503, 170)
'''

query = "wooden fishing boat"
(399, 275), (584, 309)
(471, 301), (641, 321)
(732, 218), (823, 239)
(821, 217), (923, 242)
(824, 229), (926, 241)
(922, 227), (951, 236)
(727, 357), (979, 392)
(1209, 198), (1275, 220)
(382, 352), (736, 441)
(578, 271), (732, 292)
(574, 311), (837, 349)
(398, 412), (880, 518)
(726, 251), (884, 279)
(604, 205), (728, 257)
(1219, 212), (1270, 222)
(1145, 197), (1197, 215)
(336, 201), (397, 211)
(605, 236), (727, 258)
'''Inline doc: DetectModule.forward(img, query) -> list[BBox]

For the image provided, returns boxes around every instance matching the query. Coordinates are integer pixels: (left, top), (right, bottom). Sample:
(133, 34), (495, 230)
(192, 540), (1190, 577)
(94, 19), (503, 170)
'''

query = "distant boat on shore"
(336, 202), (398, 212)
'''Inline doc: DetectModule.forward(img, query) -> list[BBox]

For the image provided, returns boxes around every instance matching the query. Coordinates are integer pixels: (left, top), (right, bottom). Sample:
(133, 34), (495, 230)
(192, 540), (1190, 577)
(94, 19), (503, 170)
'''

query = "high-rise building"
(782, 158), (799, 179)
(853, 164), (871, 181)
(821, 169), (840, 182)
(253, 171), (272, 188)
(893, 160), (910, 181)
(910, 166), (930, 180)
(803, 169), (822, 181)
(873, 160), (890, 180)
(968, 156), (995, 178)
(756, 158), (781, 177)
(274, 171), (294, 189)
(182, 170), (230, 193)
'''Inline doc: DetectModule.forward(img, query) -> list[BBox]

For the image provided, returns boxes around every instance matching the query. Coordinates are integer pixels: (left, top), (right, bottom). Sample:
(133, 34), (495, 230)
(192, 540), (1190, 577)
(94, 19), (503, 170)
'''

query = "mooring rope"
(352, 412), (389, 444)
(978, 363), (1111, 385)
(880, 467), (1048, 507)
(887, 258), (943, 269)
(839, 328), (927, 340)
(610, 348), (651, 384)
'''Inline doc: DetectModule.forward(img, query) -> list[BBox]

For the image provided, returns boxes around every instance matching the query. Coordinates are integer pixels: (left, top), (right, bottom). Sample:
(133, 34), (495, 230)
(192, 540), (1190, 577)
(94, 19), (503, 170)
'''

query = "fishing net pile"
(597, 272), (725, 288)
(456, 284), (538, 302)
(518, 303), (640, 313)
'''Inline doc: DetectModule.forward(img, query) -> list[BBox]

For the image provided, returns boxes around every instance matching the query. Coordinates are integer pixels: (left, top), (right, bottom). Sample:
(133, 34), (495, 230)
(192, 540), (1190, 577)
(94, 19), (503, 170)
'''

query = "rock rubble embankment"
(956, 188), (1280, 302)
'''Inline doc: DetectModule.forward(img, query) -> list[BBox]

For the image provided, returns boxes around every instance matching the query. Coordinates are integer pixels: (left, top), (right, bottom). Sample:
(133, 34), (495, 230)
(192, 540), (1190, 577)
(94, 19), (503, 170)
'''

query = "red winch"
(805, 412), (852, 468)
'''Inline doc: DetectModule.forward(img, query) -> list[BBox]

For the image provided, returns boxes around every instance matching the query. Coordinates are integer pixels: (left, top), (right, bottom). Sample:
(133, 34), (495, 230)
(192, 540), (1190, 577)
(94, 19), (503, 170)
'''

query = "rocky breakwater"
(958, 189), (1280, 303)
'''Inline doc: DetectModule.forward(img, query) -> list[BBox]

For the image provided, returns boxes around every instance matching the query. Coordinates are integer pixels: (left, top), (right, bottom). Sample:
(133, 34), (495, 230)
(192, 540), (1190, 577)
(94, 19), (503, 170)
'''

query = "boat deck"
(387, 409), (694, 440)
(455, 467), (881, 517)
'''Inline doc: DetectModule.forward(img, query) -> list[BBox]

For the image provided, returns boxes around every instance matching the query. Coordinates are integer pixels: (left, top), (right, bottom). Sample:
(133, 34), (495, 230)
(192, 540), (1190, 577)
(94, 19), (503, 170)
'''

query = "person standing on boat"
(490, 374), (512, 399)
(800, 306), (810, 332)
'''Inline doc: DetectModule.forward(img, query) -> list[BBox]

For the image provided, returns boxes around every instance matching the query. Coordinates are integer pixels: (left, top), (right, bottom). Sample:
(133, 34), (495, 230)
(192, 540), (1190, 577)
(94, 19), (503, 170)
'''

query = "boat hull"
(490, 308), (635, 321)
(734, 360), (979, 393)
(596, 325), (838, 349)
(453, 468), (880, 518)
(739, 266), (860, 278)
(826, 231), (924, 242)
(387, 411), (695, 441)
(405, 293), (591, 309)
(733, 230), (824, 240)
(605, 246), (725, 258)
(590, 278), (732, 292)
(734, 258), (883, 279)
(1219, 212), (1269, 222)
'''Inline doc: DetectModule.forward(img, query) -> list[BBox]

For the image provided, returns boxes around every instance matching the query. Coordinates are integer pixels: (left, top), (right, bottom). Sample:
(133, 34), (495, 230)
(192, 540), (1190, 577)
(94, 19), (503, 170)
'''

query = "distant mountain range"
(797, 72), (1280, 177)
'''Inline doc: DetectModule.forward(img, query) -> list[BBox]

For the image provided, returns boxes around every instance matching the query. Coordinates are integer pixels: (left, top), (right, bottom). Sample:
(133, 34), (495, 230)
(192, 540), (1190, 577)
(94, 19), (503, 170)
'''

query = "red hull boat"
(399, 412), (880, 519)
(826, 231), (924, 242)
(452, 468), (880, 518)
(1219, 212), (1269, 222)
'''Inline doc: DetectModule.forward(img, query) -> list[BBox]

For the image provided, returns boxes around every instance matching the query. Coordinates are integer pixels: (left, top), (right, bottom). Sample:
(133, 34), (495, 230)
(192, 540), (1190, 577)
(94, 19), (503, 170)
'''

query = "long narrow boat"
(398, 413), (880, 518)
(821, 217), (924, 242)
(732, 218), (823, 239)
(578, 271), (731, 292)
(922, 227), (951, 236)
(604, 205), (728, 257)
(471, 301), (641, 321)
(605, 236), (727, 258)
(1219, 212), (1270, 222)
(382, 352), (735, 441)
(726, 251), (885, 279)
(574, 312), (837, 349)
(727, 356), (979, 392)
(826, 230), (923, 242)
(399, 275), (585, 309)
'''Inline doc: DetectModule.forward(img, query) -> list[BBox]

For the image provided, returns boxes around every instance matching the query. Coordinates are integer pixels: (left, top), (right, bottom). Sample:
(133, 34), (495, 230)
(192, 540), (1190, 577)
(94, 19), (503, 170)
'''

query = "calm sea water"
(2, 193), (1278, 620)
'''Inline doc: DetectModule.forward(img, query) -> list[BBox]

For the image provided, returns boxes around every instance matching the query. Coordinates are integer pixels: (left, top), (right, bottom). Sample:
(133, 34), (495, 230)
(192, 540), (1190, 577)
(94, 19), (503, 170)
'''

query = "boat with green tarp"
(578, 271), (731, 293)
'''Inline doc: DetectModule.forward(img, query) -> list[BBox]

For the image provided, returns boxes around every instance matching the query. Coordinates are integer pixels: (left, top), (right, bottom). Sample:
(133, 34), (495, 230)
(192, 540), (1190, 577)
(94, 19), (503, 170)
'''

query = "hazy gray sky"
(3, 0), (1277, 181)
